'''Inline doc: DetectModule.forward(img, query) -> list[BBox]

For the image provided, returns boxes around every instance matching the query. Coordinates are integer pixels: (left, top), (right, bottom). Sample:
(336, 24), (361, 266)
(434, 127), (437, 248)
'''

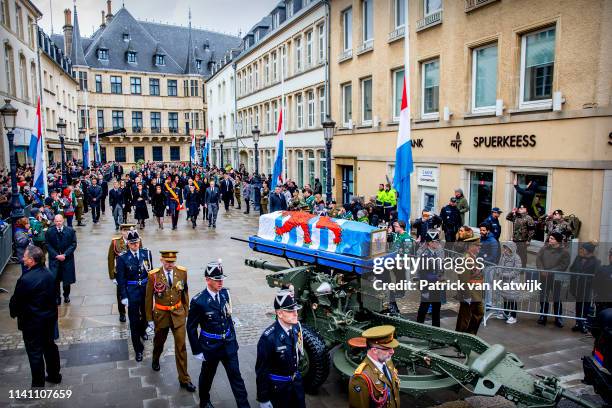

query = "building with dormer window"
(51, 0), (240, 163)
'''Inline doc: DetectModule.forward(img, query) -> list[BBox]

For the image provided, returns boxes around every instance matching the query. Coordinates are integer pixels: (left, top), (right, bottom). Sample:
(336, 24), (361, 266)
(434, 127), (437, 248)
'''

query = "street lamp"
(57, 118), (67, 188)
(0, 99), (24, 221)
(322, 116), (336, 204)
(251, 125), (261, 212)
(78, 128), (87, 168)
(218, 131), (225, 170)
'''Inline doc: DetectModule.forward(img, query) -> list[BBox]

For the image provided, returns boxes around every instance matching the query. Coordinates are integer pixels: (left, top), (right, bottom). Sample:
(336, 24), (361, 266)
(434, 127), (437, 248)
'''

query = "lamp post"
(322, 116), (336, 204)
(0, 99), (24, 222)
(57, 118), (67, 188)
(251, 125), (261, 212)
(78, 128), (86, 168)
(218, 131), (225, 170)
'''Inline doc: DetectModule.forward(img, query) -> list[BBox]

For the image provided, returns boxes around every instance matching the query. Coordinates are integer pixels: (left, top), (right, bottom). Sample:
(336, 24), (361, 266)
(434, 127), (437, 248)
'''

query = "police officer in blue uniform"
(255, 290), (305, 408)
(186, 260), (250, 408)
(116, 229), (153, 362)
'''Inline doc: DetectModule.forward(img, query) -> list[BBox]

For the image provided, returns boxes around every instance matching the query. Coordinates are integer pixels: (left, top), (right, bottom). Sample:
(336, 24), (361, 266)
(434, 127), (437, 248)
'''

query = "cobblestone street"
(0, 208), (603, 407)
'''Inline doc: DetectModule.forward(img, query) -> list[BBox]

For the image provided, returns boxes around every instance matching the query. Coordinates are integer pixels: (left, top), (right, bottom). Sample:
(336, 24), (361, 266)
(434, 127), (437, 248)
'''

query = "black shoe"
(180, 381), (196, 392)
(244, 211), (249, 214)
(208, 224), (211, 227)
(212, 224), (216, 228)
(45, 374), (62, 384)
(554, 319), (564, 328)
(537, 316), (547, 325)
(63, 296), (70, 304)
(56, 297), (61, 306)
(135, 352), (143, 362)
(152, 361), (160, 371)
(119, 314), (126, 323)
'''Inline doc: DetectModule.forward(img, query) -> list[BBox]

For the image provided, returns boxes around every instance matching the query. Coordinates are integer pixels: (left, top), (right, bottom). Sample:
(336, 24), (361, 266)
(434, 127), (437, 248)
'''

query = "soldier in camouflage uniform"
(541, 209), (572, 243)
(505, 204), (535, 268)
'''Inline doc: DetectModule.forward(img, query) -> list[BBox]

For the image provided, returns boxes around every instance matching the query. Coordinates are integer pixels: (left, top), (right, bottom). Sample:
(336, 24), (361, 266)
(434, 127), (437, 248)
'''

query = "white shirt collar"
(367, 355), (387, 375)
(278, 320), (292, 336)
(206, 287), (220, 299)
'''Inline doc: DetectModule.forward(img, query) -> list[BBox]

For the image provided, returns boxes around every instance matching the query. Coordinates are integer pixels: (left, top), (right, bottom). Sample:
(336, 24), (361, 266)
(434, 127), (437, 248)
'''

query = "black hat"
(126, 229), (140, 244)
(205, 260), (226, 280)
(274, 290), (302, 311)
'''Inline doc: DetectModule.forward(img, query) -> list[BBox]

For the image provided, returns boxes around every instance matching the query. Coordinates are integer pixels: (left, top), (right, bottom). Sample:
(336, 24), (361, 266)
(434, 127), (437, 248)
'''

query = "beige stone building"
(38, 27), (79, 163)
(329, 0), (612, 242)
(51, 1), (240, 164)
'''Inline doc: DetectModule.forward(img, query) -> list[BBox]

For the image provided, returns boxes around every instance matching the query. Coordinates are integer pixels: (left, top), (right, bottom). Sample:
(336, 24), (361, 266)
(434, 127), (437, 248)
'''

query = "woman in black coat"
(133, 183), (149, 229)
(151, 185), (167, 230)
(121, 180), (133, 222)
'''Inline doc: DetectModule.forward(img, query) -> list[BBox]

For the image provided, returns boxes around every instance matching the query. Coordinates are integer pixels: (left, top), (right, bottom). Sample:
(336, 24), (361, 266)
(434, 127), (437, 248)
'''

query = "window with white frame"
(287, 0), (294, 18)
(472, 43), (498, 112)
(265, 104), (271, 133)
(308, 151), (315, 186)
(273, 100), (278, 129)
(318, 24), (325, 62)
(307, 91), (315, 127)
(255, 62), (260, 89)
(424, 0), (442, 16)
(255, 106), (260, 128)
(4, 44), (14, 96)
(318, 87), (325, 124)
(392, 68), (405, 120)
(520, 26), (555, 108)
(19, 55), (28, 100)
(361, 77), (372, 124)
(421, 58), (439, 118)
(296, 94), (304, 129)
(341, 83), (352, 126)
(248, 67), (253, 93)
(282, 45), (288, 78)
(362, 0), (373, 43)
(295, 37), (302, 72)
(343, 8), (352, 51)
(272, 51), (278, 81)
(264, 56), (269, 84)
(306, 31), (313, 67)
(395, 0), (405, 28)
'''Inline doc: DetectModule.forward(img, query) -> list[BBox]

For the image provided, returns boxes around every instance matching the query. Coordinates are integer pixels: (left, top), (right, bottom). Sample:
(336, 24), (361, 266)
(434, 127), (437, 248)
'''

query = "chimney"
(105, 0), (113, 24)
(100, 10), (106, 28)
(63, 9), (73, 57)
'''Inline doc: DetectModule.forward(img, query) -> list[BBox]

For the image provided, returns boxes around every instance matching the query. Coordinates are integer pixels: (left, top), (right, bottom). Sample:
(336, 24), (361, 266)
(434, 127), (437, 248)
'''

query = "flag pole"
(35, 19), (49, 197)
(281, 44), (286, 181)
(404, 0), (410, 121)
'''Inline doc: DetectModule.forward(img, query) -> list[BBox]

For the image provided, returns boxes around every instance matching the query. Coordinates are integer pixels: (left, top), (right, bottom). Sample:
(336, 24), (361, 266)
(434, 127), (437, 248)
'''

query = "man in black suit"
(109, 180), (124, 230)
(10, 245), (61, 387)
(100, 175), (109, 215)
(204, 180), (221, 228)
(46, 215), (78, 304)
(269, 186), (288, 212)
(89, 177), (103, 223)
(219, 173), (233, 212)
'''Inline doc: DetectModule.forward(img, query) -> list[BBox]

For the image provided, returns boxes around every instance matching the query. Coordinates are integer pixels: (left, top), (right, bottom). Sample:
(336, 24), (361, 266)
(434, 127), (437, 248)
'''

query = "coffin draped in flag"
(271, 110), (284, 188)
(257, 211), (387, 258)
(393, 76), (414, 223)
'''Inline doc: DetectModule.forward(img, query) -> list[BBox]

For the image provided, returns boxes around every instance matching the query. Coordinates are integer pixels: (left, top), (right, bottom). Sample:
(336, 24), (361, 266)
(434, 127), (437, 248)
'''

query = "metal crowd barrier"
(0, 221), (12, 274)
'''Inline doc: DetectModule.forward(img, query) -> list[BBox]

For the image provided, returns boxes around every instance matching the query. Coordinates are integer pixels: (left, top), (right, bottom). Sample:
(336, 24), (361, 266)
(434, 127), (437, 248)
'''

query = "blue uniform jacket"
(115, 248), (153, 302)
(484, 214), (502, 240)
(255, 321), (302, 403)
(186, 288), (238, 357)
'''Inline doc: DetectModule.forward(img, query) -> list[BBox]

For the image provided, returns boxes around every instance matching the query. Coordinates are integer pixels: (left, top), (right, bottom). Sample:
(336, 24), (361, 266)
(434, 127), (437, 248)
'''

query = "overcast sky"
(34, 0), (278, 38)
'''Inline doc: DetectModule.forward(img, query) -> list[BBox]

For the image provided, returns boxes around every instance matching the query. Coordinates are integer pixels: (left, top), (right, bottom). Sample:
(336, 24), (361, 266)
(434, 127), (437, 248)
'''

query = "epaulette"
(263, 324), (275, 337)
(192, 291), (202, 301)
(118, 250), (128, 256)
(354, 362), (366, 375)
(111, 236), (122, 241)
(148, 267), (160, 275)
(175, 265), (187, 272)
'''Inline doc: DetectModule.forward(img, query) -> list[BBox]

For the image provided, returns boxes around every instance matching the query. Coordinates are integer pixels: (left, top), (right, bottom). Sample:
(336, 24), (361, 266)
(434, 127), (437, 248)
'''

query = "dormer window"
(155, 54), (165, 66)
(123, 33), (130, 41)
(127, 51), (137, 63)
(98, 48), (108, 60)
(255, 31), (260, 42)
(196, 59), (202, 70)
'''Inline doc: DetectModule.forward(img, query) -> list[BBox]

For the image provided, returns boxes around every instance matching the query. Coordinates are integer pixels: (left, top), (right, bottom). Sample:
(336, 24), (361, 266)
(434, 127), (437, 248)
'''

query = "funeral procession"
(0, 0), (611, 407)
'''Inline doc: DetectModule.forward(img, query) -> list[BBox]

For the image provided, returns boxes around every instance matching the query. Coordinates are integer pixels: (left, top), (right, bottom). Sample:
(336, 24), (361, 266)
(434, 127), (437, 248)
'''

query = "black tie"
(382, 364), (392, 382)
(166, 271), (172, 286)
(215, 293), (220, 305)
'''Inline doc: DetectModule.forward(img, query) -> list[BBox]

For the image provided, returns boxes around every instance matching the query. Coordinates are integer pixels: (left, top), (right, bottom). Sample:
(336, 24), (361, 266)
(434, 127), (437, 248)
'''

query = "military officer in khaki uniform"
(145, 250), (196, 392)
(348, 325), (401, 408)
(107, 224), (139, 322)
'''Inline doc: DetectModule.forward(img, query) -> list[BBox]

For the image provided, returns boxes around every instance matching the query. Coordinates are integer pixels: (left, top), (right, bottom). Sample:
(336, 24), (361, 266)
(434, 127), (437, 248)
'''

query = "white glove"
(121, 298), (129, 306)
(145, 325), (154, 336)
(259, 402), (273, 408)
(112, 279), (118, 285)
(194, 353), (204, 361)
(148, 321), (154, 329)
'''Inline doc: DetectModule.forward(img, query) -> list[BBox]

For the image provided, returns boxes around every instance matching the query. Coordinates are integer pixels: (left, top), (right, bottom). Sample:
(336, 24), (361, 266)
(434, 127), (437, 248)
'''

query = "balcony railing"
(388, 26), (405, 43)
(169, 127), (179, 134)
(356, 39), (374, 55)
(132, 127), (142, 133)
(465, 0), (499, 12)
(416, 9), (443, 31)
(338, 48), (353, 62)
(151, 127), (161, 133)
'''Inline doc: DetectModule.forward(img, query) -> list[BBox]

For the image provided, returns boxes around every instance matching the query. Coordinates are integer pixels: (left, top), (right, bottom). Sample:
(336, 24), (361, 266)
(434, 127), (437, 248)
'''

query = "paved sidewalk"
(0, 207), (603, 407)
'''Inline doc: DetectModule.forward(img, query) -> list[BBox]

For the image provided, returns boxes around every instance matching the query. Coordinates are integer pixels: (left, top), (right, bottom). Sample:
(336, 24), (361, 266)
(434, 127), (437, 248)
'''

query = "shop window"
(513, 173), (548, 241)
(468, 170), (493, 227)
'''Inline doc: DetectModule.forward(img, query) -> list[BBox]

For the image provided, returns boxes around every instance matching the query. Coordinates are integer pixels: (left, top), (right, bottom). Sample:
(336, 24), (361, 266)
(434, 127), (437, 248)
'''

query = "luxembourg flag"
(28, 97), (47, 195)
(393, 77), (414, 223)
(202, 128), (209, 166)
(190, 128), (197, 165)
(83, 132), (90, 169)
(271, 109), (285, 188)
